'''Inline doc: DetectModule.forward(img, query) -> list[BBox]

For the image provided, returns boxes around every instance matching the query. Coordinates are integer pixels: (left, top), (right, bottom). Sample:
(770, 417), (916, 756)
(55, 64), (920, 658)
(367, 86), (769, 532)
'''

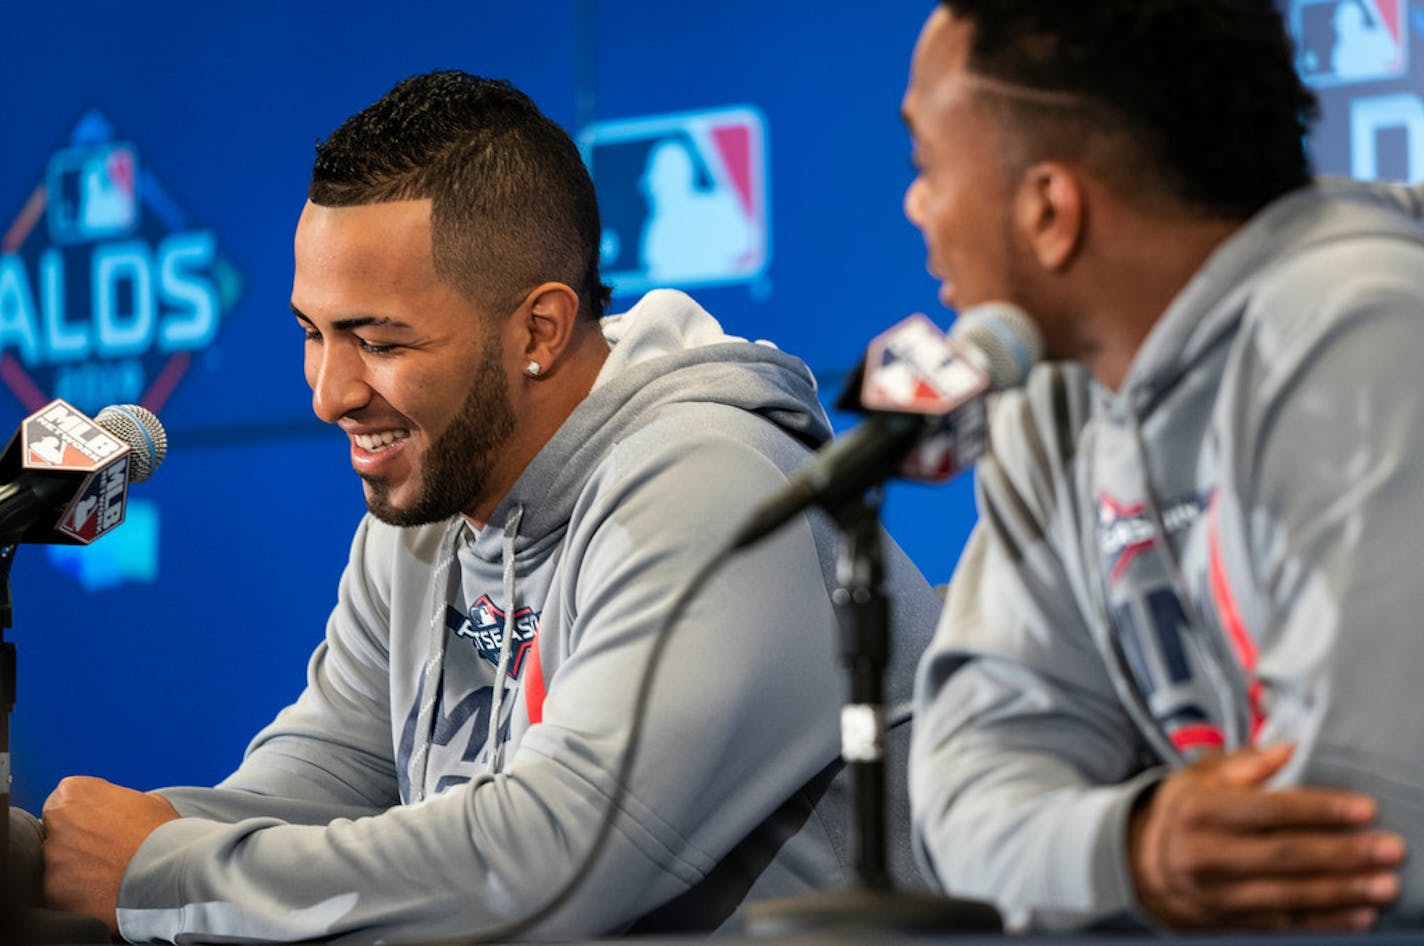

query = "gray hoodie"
(911, 181), (1424, 930)
(116, 289), (940, 943)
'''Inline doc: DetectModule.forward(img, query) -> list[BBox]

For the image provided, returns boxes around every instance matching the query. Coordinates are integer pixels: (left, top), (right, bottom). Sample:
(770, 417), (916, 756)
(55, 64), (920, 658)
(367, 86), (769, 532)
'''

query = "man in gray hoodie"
(36, 71), (941, 942)
(904, 0), (1424, 935)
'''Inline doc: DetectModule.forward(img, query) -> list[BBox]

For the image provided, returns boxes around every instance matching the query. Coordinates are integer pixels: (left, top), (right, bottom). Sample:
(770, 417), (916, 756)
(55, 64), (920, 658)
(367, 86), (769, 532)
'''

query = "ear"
(515, 282), (581, 378)
(1013, 161), (1084, 272)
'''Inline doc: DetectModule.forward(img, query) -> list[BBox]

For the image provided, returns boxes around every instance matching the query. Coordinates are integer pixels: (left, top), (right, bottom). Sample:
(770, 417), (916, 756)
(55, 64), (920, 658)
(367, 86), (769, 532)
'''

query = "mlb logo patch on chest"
(450, 594), (541, 678)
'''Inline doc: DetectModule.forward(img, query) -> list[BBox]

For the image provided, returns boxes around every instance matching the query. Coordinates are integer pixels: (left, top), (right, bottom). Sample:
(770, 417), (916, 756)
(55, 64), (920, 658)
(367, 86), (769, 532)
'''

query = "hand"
(1128, 743), (1405, 932)
(42, 776), (180, 934)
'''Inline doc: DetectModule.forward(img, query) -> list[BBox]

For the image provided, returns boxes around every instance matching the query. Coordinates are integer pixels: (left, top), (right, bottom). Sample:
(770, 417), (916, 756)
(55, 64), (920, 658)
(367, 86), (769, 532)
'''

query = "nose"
(308, 339), (370, 424)
(904, 176), (926, 229)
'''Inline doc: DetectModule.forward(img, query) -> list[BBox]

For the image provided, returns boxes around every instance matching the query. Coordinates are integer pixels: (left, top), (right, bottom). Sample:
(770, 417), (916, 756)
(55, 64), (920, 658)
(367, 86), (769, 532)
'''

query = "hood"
(1115, 179), (1424, 418)
(468, 288), (833, 561)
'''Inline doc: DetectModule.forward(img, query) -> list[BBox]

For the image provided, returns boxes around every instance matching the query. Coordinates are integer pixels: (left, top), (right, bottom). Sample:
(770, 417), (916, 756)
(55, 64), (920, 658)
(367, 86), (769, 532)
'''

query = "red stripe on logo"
(711, 124), (753, 215)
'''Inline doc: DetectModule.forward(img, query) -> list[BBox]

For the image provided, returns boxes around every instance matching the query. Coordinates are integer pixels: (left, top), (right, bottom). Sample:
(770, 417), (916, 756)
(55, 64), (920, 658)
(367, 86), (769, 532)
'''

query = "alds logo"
(0, 109), (241, 415)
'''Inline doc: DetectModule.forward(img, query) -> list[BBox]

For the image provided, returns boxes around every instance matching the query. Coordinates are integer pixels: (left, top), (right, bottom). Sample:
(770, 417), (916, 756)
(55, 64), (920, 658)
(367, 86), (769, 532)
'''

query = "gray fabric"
(116, 290), (940, 943)
(911, 181), (1424, 930)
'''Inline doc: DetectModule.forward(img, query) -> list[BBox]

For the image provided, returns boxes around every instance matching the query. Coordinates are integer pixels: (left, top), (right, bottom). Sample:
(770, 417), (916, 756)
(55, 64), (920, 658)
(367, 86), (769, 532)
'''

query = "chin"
(364, 499), (429, 529)
(359, 480), (417, 526)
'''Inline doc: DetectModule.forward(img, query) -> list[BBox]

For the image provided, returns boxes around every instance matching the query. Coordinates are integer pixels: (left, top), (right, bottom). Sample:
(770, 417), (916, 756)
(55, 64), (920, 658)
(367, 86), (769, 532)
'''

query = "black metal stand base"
(743, 885), (1001, 938)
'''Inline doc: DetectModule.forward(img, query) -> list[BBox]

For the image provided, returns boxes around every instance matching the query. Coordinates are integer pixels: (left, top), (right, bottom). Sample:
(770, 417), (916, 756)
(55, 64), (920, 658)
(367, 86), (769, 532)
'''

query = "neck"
(1079, 211), (1244, 391)
(462, 319), (610, 529)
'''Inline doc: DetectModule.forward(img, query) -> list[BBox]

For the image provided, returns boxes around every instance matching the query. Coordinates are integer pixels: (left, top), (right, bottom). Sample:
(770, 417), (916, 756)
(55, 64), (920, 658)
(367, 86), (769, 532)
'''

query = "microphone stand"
(744, 493), (1000, 936)
(0, 544), (109, 944)
(2, 543), (16, 889)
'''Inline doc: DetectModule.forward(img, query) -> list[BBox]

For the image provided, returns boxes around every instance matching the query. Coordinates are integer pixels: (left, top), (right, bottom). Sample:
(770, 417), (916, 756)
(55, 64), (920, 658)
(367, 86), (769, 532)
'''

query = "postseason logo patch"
(450, 594), (541, 678)
(0, 109), (242, 415)
(1096, 491), (1209, 585)
(581, 106), (770, 297)
(1292, 0), (1409, 87)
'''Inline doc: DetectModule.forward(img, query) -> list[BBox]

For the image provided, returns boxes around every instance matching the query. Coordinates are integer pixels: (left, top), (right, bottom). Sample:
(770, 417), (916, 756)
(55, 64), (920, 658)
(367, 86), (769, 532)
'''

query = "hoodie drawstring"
(485, 505), (525, 774)
(1077, 428), (1184, 768)
(408, 520), (464, 804)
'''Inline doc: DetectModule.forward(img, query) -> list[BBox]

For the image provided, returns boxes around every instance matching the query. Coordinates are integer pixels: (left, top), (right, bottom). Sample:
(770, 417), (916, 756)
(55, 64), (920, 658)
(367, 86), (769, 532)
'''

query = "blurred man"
(38, 71), (940, 942)
(903, 0), (1424, 933)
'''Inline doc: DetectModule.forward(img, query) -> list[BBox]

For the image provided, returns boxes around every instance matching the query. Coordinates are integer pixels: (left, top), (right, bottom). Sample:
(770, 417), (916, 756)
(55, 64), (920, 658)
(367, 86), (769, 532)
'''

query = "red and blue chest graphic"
(1095, 489), (1252, 757)
(446, 595), (541, 678)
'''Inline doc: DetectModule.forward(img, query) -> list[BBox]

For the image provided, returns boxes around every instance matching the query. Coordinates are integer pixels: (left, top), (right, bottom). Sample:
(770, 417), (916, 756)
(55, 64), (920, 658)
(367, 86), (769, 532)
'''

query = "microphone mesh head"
(950, 302), (1044, 390)
(95, 404), (169, 483)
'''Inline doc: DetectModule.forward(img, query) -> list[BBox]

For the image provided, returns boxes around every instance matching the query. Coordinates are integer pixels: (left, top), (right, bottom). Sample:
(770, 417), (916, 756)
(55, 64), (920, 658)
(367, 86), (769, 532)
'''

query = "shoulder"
(975, 362), (1095, 548)
(1245, 190), (1424, 340)
(597, 400), (818, 490)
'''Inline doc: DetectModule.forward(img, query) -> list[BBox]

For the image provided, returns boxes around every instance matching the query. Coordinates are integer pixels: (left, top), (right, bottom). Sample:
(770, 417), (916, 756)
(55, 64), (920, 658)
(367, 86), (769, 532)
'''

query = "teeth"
(353, 430), (409, 451)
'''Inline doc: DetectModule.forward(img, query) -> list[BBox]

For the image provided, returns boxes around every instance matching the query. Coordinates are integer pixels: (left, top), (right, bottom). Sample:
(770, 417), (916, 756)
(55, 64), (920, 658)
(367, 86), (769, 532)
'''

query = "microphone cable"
(435, 534), (741, 944)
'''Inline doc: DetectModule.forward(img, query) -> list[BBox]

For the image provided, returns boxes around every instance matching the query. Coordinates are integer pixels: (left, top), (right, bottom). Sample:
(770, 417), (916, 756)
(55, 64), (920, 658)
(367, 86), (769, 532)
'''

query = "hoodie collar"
(1113, 181), (1424, 418)
(468, 289), (832, 562)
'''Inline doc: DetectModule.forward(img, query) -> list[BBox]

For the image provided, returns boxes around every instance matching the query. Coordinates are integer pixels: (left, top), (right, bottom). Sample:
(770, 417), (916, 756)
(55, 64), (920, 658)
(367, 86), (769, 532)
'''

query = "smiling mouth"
(352, 430), (410, 452)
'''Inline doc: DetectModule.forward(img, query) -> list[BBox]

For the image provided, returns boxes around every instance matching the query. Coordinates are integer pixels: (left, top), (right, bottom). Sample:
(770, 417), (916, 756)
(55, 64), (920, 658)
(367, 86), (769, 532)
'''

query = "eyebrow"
(290, 303), (415, 332)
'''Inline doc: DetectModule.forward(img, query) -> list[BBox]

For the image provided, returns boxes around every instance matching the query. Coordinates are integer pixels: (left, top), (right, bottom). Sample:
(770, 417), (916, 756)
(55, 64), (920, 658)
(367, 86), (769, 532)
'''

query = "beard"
(361, 333), (517, 527)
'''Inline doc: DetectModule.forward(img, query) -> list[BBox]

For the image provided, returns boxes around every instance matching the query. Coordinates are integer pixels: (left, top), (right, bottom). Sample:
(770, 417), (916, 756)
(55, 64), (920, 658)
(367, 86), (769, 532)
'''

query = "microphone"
(0, 399), (168, 546)
(730, 303), (1041, 550)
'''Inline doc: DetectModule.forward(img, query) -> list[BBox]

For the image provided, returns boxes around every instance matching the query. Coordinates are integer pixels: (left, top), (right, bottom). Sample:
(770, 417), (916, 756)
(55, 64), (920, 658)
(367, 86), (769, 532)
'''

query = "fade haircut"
(940, 0), (1319, 219)
(310, 70), (611, 320)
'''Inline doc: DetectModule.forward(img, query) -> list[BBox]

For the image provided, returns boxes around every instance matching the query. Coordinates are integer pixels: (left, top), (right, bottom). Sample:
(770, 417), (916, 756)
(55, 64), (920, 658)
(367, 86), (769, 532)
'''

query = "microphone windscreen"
(95, 404), (168, 483)
(950, 302), (1043, 390)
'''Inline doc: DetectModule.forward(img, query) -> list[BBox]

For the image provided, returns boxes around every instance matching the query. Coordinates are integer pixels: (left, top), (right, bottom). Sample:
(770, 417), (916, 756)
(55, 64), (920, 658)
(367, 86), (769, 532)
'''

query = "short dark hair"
(310, 70), (610, 320)
(939, 0), (1319, 218)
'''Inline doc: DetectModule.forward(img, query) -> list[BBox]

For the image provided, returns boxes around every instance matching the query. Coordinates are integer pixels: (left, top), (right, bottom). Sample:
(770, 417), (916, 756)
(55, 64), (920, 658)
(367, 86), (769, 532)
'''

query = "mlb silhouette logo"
(45, 142), (139, 244)
(581, 106), (769, 296)
(1292, 0), (1409, 87)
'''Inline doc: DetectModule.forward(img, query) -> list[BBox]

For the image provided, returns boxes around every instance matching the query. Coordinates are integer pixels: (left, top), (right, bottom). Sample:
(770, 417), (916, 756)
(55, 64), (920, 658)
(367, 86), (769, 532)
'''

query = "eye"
(357, 339), (399, 355)
(300, 326), (321, 343)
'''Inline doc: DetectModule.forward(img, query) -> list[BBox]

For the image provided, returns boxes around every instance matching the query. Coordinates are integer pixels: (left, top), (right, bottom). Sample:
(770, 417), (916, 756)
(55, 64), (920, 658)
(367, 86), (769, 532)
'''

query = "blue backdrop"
(1, 0), (1418, 811)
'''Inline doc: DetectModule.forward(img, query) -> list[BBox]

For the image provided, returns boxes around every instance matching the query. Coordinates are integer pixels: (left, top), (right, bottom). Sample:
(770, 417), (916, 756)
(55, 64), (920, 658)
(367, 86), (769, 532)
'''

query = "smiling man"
(902, 0), (1424, 935)
(36, 71), (942, 942)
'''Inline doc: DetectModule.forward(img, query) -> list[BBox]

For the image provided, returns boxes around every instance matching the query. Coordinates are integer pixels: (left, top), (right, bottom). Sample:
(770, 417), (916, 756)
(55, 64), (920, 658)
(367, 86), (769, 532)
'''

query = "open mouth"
(353, 430), (410, 452)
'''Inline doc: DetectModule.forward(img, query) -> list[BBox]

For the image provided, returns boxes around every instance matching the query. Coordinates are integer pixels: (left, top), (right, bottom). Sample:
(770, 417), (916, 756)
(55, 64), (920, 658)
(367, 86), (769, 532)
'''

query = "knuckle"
(1162, 839), (1212, 883)
(1175, 793), (1219, 828)
(1259, 835), (1306, 866)
(1356, 871), (1400, 903)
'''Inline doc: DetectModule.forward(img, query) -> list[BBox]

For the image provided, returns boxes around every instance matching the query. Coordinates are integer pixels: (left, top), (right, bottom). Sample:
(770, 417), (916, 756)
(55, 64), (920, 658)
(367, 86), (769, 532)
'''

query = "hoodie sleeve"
(911, 365), (1160, 931)
(115, 420), (857, 943)
(1211, 235), (1424, 923)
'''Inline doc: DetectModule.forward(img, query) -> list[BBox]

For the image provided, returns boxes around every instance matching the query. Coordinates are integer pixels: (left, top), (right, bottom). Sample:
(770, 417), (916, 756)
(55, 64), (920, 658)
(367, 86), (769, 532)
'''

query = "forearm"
(154, 785), (383, 827)
(913, 657), (1158, 929)
(119, 768), (693, 943)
